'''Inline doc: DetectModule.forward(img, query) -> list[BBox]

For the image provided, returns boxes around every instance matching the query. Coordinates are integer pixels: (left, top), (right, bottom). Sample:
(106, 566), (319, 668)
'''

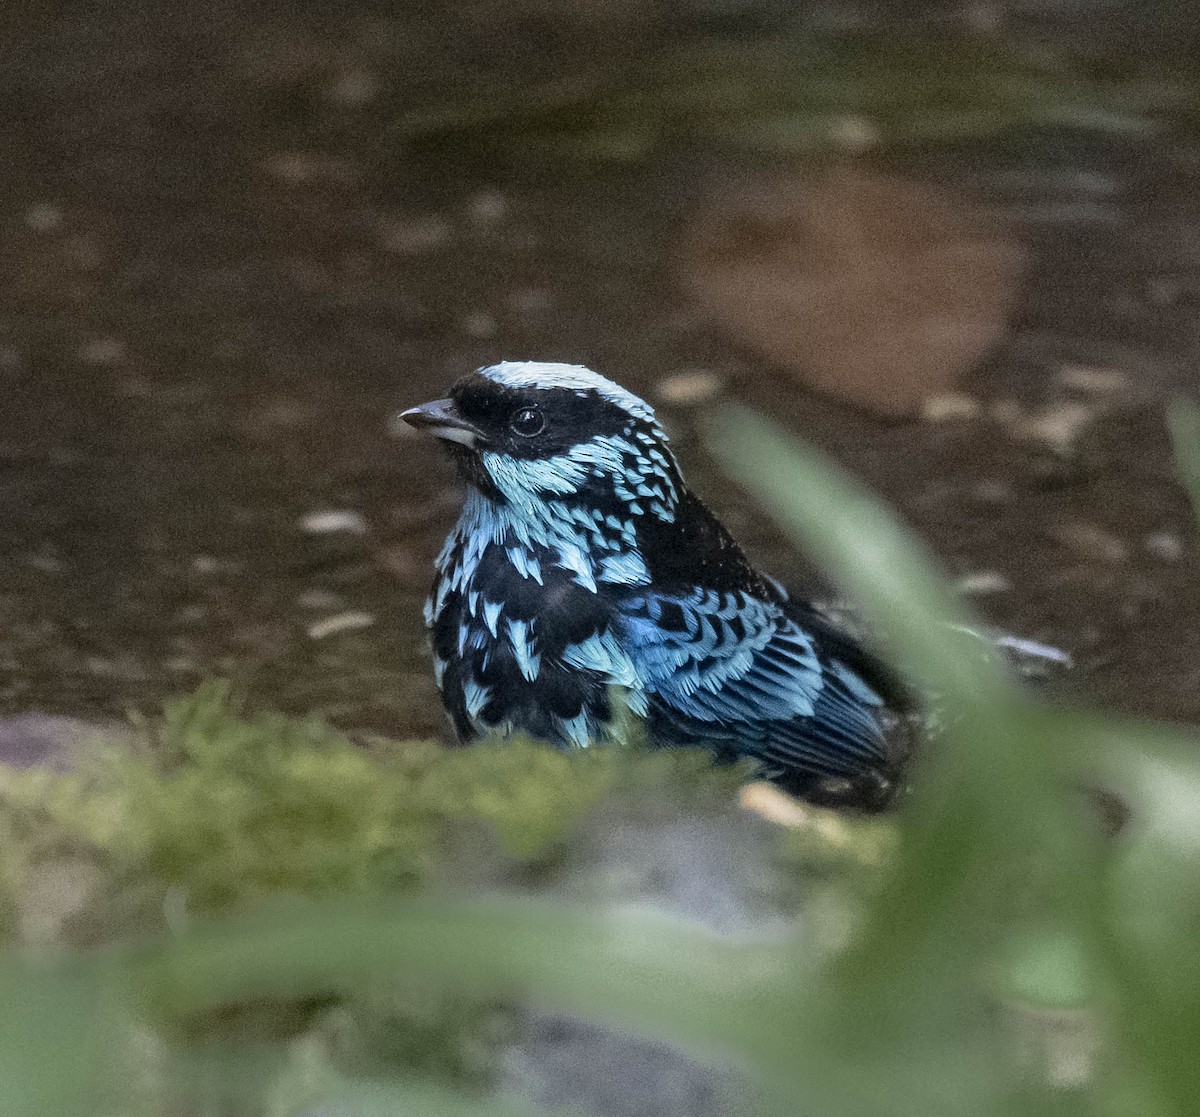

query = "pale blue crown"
(479, 361), (661, 427)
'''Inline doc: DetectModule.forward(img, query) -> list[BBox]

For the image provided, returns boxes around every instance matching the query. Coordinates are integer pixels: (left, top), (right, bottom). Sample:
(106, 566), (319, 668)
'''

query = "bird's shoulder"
(635, 488), (775, 596)
(626, 482), (911, 712)
(615, 582), (824, 709)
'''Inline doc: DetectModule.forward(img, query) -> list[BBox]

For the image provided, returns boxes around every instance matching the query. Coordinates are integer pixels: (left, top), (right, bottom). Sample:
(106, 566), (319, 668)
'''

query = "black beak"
(395, 398), (484, 447)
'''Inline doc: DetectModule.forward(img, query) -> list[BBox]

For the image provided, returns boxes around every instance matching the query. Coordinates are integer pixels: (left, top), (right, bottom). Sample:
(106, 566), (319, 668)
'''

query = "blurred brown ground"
(1, 0), (1199, 737)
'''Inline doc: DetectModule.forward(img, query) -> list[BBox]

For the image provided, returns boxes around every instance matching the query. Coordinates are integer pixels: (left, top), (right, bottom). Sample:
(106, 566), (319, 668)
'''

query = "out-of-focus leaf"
(993, 926), (1094, 1009)
(0, 954), (117, 1117)
(164, 1037), (548, 1117)
(1071, 712), (1200, 1113)
(707, 403), (1016, 709)
(133, 898), (796, 1070)
(1167, 397), (1200, 527)
(385, 32), (1200, 161)
(132, 898), (815, 1116)
(706, 406), (1103, 1058)
(130, 895), (1077, 1117)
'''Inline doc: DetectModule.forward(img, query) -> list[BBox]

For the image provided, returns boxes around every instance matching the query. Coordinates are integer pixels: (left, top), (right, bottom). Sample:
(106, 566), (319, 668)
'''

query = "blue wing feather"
(617, 588), (894, 785)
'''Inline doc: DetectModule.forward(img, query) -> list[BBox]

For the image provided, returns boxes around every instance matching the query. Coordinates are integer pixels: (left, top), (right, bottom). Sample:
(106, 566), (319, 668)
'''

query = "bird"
(399, 360), (917, 810)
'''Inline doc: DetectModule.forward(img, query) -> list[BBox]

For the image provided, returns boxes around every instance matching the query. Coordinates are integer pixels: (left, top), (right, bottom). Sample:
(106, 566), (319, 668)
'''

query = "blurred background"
(3, 0), (1200, 742)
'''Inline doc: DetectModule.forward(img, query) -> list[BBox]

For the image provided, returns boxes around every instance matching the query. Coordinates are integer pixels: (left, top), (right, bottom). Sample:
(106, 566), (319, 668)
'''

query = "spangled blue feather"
(618, 589), (888, 780)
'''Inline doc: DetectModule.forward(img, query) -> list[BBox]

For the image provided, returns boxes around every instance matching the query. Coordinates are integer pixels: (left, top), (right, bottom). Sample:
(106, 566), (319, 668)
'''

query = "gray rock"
(489, 792), (789, 1117)
(0, 713), (132, 771)
(501, 1012), (744, 1117)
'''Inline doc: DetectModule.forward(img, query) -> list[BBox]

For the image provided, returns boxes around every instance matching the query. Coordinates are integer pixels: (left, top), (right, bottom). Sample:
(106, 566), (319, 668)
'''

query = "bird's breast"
(425, 529), (645, 749)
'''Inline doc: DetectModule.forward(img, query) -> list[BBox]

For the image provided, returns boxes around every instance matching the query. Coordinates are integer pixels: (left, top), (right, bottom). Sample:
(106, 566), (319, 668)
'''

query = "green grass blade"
(132, 898), (796, 1070)
(1166, 397), (1200, 527)
(705, 405), (1095, 988)
(0, 955), (117, 1117)
(706, 403), (1017, 719)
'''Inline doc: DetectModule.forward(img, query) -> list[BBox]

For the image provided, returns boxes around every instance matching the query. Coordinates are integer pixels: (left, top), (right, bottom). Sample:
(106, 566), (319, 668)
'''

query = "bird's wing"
(616, 589), (894, 783)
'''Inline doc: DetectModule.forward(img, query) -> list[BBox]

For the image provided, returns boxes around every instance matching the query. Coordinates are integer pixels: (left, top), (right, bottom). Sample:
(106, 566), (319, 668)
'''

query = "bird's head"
(399, 362), (682, 525)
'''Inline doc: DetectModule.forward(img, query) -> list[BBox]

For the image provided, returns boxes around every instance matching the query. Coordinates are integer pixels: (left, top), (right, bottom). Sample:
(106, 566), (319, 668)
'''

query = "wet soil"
(2, 0), (1200, 742)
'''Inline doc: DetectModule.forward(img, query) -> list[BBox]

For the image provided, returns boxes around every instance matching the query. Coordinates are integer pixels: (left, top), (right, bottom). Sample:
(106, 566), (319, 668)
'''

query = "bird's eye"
(509, 406), (545, 437)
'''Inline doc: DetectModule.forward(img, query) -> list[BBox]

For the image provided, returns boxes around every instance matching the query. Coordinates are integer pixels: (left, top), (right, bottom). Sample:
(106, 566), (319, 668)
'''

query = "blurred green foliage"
(0, 686), (613, 929)
(2, 400), (1200, 1116)
(394, 32), (1200, 160)
(0, 685), (783, 1113)
(1167, 398), (1200, 522)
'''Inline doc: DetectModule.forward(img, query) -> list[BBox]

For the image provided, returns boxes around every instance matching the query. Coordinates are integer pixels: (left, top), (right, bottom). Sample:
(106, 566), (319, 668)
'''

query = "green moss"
(0, 810), (24, 939)
(0, 683), (819, 1096)
(0, 682), (902, 1108)
(0, 686), (618, 933)
(0, 684), (899, 952)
